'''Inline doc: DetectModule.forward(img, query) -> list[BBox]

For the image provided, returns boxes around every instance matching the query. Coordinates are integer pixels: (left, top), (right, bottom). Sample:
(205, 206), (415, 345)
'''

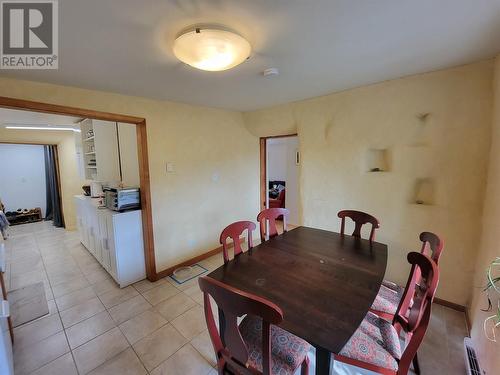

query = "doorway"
(0, 96), (157, 281)
(260, 134), (300, 226)
(0, 142), (64, 229)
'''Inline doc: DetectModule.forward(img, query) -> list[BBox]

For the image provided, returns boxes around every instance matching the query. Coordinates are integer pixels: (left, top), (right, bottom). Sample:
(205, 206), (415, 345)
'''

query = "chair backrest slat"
(393, 252), (439, 374)
(397, 231), (444, 317)
(257, 208), (289, 241)
(220, 221), (256, 264)
(337, 210), (380, 242)
(199, 276), (283, 375)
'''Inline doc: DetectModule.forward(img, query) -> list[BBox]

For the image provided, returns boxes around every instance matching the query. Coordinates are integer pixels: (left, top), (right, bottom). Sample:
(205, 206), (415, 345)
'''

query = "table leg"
(315, 346), (331, 375)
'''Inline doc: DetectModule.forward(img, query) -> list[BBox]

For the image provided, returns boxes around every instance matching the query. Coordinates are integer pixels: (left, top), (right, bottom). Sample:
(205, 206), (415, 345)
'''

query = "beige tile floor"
(4, 221), (467, 375)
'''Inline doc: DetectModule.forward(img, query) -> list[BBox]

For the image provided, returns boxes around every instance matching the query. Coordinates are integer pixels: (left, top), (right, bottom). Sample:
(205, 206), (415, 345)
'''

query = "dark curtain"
(44, 145), (64, 227)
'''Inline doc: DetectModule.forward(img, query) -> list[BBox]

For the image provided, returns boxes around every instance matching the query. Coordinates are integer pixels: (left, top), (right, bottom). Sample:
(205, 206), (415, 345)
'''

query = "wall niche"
(365, 148), (389, 172)
(412, 177), (435, 205)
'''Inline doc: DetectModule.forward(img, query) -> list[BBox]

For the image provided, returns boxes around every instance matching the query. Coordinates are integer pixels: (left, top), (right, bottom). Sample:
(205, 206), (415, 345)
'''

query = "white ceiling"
(2, 0), (500, 111)
(0, 108), (82, 127)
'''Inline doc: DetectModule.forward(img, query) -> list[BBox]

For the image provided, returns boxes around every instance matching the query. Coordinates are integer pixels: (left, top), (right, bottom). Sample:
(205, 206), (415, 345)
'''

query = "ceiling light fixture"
(5, 125), (80, 132)
(173, 26), (251, 72)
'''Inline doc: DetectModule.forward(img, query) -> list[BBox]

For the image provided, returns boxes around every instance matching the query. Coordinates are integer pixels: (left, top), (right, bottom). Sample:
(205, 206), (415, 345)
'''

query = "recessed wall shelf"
(412, 177), (435, 205)
(365, 148), (389, 172)
(83, 136), (95, 142)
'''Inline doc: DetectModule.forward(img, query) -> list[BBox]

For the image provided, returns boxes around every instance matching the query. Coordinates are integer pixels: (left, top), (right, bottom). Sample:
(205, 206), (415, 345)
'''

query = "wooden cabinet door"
(93, 120), (120, 183)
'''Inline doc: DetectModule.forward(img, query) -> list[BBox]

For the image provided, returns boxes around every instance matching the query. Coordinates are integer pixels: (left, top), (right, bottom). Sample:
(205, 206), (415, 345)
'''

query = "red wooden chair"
(198, 276), (310, 375)
(334, 251), (440, 375)
(269, 189), (285, 209)
(337, 210), (380, 242)
(371, 232), (444, 320)
(257, 208), (290, 242)
(220, 221), (256, 264)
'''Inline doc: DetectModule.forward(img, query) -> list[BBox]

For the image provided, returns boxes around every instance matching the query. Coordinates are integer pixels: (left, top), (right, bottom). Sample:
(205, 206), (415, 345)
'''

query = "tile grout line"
(14, 225), (77, 374)
(11, 223), (217, 375)
(37, 227), (82, 375)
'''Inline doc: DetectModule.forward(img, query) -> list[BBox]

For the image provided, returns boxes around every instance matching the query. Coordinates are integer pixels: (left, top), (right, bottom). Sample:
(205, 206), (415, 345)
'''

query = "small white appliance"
(104, 187), (140, 211)
(90, 181), (103, 197)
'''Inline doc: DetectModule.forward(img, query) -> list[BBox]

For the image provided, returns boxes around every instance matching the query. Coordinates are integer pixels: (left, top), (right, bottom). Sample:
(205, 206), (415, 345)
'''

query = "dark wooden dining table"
(208, 226), (388, 375)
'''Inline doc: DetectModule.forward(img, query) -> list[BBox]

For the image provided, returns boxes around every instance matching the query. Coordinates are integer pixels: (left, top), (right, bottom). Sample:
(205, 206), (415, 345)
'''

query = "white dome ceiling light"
(173, 26), (251, 72)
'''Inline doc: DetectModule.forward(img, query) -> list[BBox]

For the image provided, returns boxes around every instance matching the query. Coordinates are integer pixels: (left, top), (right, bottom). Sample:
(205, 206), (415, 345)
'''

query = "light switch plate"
(166, 162), (175, 173)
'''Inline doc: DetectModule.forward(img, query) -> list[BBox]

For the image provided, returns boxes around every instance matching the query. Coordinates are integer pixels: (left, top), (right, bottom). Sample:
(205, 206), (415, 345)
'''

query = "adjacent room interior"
(0, 2), (499, 375)
(265, 136), (300, 227)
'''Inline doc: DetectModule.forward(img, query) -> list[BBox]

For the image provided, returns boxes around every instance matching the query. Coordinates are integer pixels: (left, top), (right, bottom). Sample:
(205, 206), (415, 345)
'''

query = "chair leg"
(412, 352), (421, 375)
(301, 355), (310, 375)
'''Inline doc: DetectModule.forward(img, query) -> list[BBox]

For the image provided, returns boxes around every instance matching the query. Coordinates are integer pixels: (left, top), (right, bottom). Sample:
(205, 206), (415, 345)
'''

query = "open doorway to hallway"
(0, 107), (80, 233)
(261, 135), (300, 227)
(0, 143), (63, 232)
(0, 99), (156, 282)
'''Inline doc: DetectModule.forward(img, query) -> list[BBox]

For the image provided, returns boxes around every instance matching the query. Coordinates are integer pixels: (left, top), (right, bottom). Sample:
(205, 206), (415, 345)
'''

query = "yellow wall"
(243, 61), (494, 305)
(0, 77), (260, 271)
(469, 56), (500, 373)
(0, 129), (84, 230)
(0, 60), (495, 311)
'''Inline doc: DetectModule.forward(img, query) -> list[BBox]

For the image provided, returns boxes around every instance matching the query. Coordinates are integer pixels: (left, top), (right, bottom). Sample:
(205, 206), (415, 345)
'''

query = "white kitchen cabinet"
(73, 128), (86, 180)
(74, 196), (145, 287)
(117, 122), (140, 187)
(93, 120), (121, 183)
(78, 119), (139, 187)
(97, 210), (111, 273)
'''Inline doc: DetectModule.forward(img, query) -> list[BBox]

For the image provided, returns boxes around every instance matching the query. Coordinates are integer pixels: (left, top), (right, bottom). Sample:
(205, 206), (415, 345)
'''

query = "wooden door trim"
(259, 133), (298, 212)
(0, 96), (144, 123)
(0, 96), (158, 281)
(259, 138), (267, 211)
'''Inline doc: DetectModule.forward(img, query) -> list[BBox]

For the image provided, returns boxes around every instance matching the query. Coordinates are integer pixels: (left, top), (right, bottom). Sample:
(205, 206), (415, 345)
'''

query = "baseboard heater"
(464, 337), (482, 375)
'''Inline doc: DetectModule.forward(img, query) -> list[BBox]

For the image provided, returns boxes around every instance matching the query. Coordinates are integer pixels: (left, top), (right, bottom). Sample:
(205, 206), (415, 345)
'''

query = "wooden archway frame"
(0, 96), (158, 280)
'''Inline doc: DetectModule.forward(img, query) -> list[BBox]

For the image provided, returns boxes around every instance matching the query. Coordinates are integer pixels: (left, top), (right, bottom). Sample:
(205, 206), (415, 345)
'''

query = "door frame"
(259, 133), (298, 211)
(0, 96), (158, 281)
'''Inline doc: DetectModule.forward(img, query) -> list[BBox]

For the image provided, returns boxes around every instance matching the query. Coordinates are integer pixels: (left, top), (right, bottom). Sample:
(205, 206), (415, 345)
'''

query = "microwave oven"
(104, 187), (140, 211)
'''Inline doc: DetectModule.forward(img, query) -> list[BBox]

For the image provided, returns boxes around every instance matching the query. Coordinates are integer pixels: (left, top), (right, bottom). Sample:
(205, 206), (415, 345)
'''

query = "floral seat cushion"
(371, 281), (405, 315)
(239, 315), (310, 375)
(339, 312), (401, 371)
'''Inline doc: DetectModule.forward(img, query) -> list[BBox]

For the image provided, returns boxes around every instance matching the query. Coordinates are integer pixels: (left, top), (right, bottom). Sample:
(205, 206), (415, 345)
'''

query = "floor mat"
(169, 264), (208, 284)
(8, 282), (49, 327)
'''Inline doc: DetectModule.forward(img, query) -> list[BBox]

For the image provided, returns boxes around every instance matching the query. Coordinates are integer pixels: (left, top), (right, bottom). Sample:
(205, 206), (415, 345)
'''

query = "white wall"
(267, 141), (287, 181)
(0, 144), (47, 217)
(267, 137), (300, 224)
